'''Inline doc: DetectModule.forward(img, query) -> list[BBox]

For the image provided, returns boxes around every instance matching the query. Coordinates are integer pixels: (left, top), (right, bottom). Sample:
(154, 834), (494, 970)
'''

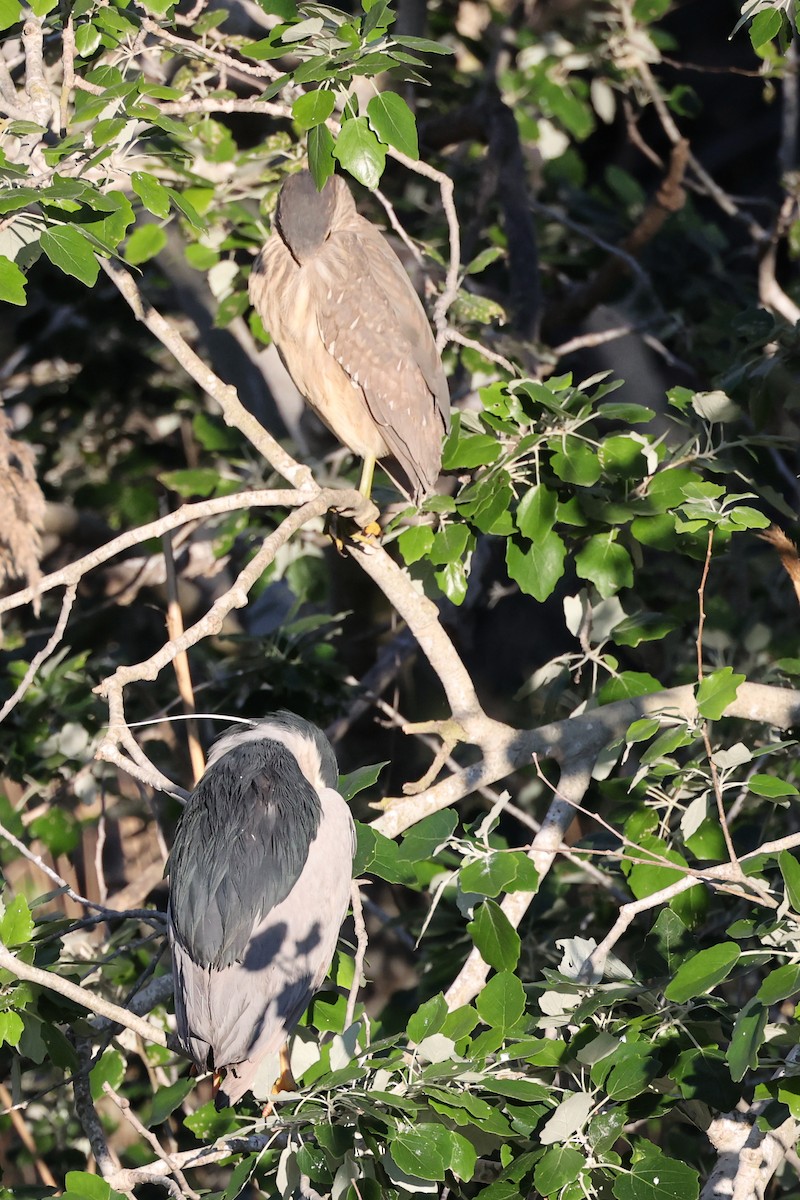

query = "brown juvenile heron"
(249, 170), (450, 503)
(167, 712), (355, 1106)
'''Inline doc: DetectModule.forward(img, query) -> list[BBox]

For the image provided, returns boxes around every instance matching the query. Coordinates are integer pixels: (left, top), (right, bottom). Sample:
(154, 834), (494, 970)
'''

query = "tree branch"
(0, 944), (173, 1048)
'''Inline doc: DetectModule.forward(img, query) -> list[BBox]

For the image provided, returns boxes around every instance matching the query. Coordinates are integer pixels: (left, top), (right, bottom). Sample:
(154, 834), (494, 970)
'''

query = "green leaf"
(146, 1078), (194, 1127)
(441, 422), (500, 468)
(29, 808), (79, 856)
(398, 524), (434, 565)
(183, 1101), (238, 1139)
(90, 1049), (125, 1101)
(533, 1146), (585, 1196)
(222, 1154), (260, 1200)
(338, 760), (387, 803)
(598, 434), (646, 479)
(64, 1173), (111, 1200)
(460, 852), (517, 897)
(506, 854), (539, 892)
(506, 531), (566, 602)
(726, 998), (767, 1082)
(468, 900), (521, 972)
(779, 851), (800, 912)
(390, 1124), (475, 1182)
(0, 894), (33, 946)
(435, 560), (468, 605)
(192, 412), (239, 453)
(366, 91), (418, 159)
(575, 533), (633, 598)
(131, 171), (171, 218)
(308, 123), (336, 190)
(696, 667), (746, 720)
(612, 1145), (699, 1200)
(398, 810), (457, 861)
(92, 117), (126, 147)
(124, 224), (167, 266)
(599, 402), (654, 423)
(748, 774), (799, 799)
(407, 993), (447, 1043)
(0, 0), (22, 30)
(388, 1126), (448, 1181)
(550, 439), (601, 485)
(626, 717), (661, 743)
(598, 672), (663, 704)
(604, 1043), (662, 1100)
(625, 835), (687, 901)
(333, 116), (386, 189)
(159, 468), (222, 498)
(40, 226), (100, 286)
(430, 523), (470, 566)
(0, 254), (26, 305)
(0, 1010), (24, 1047)
(185, 244), (219, 270)
(749, 7), (782, 49)
(394, 33), (452, 53)
(757, 963), (800, 1005)
(663, 942), (741, 1003)
(516, 485), (557, 540)
(476, 971), (526, 1032)
(293, 89), (335, 130)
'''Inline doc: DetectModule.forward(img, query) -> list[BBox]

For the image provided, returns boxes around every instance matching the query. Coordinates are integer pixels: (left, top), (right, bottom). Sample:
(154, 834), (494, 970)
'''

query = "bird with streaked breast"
(167, 711), (355, 1107)
(249, 169), (450, 504)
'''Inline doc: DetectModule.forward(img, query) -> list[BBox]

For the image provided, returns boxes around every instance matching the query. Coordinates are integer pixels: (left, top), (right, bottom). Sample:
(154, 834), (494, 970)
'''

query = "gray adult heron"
(248, 169), (450, 503)
(167, 712), (355, 1106)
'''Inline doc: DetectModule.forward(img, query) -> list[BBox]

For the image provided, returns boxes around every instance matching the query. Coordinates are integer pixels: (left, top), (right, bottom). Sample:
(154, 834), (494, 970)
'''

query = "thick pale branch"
(0, 489), (308, 616)
(97, 490), (340, 698)
(349, 543), (487, 728)
(373, 682), (800, 837)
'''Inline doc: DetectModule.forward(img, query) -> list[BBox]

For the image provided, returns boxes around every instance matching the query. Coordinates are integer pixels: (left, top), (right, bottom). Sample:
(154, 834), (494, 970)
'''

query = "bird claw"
(324, 506), (382, 551)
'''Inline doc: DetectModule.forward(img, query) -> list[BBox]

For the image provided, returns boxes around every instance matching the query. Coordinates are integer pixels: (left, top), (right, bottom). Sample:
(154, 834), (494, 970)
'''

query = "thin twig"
(141, 16), (282, 81)
(345, 882), (368, 1029)
(0, 819), (165, 926)
(696, 529), (739, 868)
(445, 327), (517, 374)
(103, 1084), (201, 1200)
(0, 583), (77, 722)
(696, 528), (713, 681)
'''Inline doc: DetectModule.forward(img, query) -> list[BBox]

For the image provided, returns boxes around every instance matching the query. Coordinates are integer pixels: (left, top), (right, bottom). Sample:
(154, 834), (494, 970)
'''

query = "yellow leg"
(358, 454), (376, 499)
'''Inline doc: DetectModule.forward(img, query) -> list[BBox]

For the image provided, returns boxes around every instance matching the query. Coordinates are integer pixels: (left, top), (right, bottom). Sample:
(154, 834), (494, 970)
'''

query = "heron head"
(205, 709), (339, 793)
(275, 170), (338, 264)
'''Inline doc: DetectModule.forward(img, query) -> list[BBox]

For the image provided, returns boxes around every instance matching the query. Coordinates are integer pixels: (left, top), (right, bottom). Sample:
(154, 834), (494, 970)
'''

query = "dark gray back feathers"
(168, 738), (323, 970)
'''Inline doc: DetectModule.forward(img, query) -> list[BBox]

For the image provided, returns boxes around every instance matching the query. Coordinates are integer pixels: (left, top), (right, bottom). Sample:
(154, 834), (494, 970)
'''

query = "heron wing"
(167, 740), (322, 970)
(353, 216), (450, 431)
(315, 230), (448, 499)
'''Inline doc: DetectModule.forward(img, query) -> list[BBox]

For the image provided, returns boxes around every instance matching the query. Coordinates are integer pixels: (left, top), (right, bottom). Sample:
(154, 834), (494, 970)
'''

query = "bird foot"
(324, 509), (382, 551)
